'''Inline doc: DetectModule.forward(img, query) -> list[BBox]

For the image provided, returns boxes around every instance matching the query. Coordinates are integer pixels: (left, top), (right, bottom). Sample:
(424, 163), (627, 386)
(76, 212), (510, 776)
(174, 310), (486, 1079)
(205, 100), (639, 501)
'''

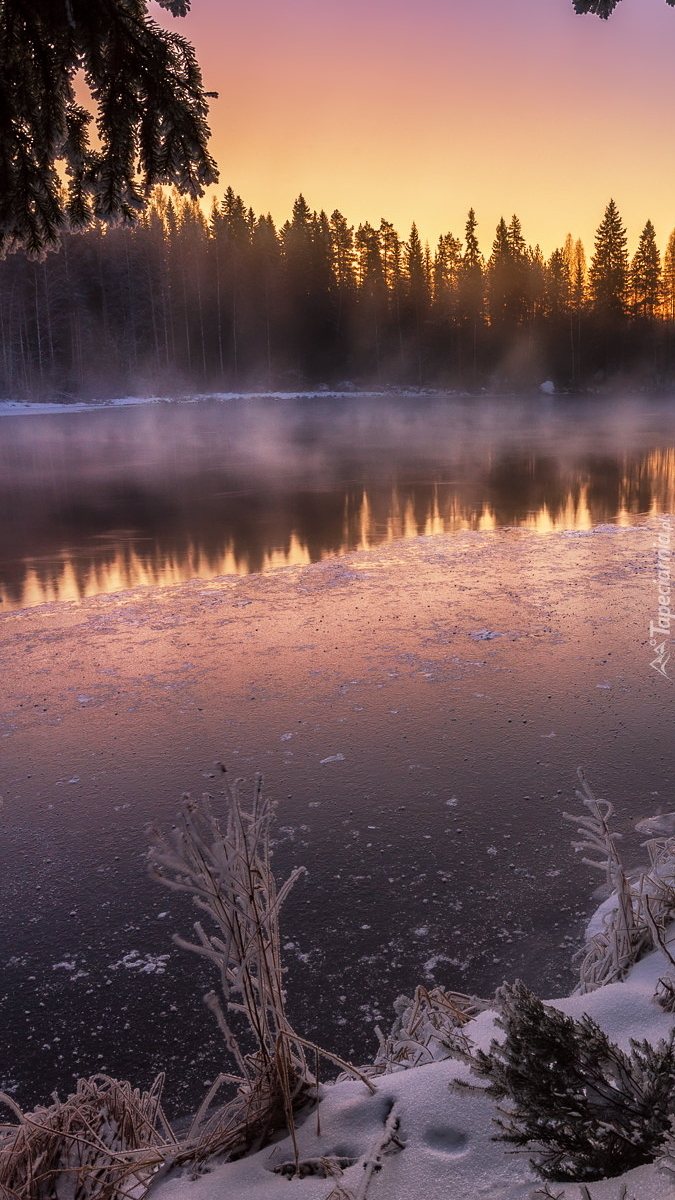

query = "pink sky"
(158, 0), (675, 257)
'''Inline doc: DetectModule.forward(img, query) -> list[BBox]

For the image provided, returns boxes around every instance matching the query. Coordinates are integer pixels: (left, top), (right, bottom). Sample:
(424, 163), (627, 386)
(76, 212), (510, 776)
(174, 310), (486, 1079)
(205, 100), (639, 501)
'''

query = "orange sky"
(155, 0), (675, 258)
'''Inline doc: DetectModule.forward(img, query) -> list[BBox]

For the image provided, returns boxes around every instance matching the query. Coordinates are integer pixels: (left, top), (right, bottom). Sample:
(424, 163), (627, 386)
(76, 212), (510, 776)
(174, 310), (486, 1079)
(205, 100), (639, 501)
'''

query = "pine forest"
(2, 191), (675, 398)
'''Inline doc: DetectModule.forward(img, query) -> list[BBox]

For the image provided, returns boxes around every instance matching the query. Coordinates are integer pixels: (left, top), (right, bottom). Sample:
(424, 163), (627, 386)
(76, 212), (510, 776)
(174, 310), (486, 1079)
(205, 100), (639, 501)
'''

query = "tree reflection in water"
(2, 394), (674, 609)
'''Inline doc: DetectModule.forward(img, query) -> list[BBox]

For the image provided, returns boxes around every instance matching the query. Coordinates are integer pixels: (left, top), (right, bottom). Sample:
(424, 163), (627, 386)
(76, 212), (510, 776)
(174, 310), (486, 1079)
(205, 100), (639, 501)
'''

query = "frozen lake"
(1, 393), (674, 1119)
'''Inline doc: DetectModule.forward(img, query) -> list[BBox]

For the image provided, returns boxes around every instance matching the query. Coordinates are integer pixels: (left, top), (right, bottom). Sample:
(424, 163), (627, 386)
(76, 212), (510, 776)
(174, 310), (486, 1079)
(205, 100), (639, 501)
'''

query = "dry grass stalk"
(566, 769), (675, 993)
(370, 986), (489, 1073)
(147, 774), (373, 1170)
(350, 1103), (405, 1200)
(318, 1104), (405, 1200)
(564, 769), (645, 991)
(0, 1074), (175, 1200)
(654, 974), (675, 1012)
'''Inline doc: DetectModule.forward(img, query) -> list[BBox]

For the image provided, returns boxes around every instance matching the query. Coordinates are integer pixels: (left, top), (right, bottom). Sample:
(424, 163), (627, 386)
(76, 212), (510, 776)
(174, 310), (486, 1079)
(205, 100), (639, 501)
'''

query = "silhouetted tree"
(487, 217), (511, 325)
(589, 200), (629, 318)
(574, 0), (675, 15)
(433, 232), (462, 319)
(488, 216), (528, 325)
(545, 248), (572, 318)
(3, 185), (675, 396)
(250, 214), (283, 385)
(631, 220), (662, 317)
(329, 211), (356, 292)
(402, 223), (430, 383)
(571, 238), (587, 309)
(354, 222), (386, 379)
(281, 196), (336, 379)
(454, 208), (484, 384)
(664, 229), (675, 321)
(526, 245), (546, 322)
(457, 209), (484, 323)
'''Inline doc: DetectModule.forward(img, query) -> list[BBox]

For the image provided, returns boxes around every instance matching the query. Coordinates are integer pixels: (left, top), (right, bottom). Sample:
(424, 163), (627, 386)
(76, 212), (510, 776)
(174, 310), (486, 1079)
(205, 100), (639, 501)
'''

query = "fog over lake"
(2, 393), (674, 609)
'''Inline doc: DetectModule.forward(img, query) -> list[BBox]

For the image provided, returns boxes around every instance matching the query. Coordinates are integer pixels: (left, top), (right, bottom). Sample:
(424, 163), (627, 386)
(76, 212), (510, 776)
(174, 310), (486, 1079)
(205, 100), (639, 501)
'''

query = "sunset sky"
(158, 0), (675, 259)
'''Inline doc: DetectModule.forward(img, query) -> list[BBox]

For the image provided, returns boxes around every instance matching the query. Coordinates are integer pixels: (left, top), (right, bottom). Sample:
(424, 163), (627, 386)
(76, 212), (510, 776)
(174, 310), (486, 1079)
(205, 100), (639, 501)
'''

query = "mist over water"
(2, 392), (675, 610)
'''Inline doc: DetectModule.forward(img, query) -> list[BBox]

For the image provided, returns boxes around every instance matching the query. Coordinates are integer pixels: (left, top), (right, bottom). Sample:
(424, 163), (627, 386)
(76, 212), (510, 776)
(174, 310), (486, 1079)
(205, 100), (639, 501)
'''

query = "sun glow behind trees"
(163, 0), (675, 260)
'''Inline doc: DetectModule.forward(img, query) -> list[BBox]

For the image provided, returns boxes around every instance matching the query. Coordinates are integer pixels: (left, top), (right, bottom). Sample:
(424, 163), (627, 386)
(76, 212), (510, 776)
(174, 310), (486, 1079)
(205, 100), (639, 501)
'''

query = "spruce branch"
(0, 0), (218, 255)
(456, 979), (675, 1182)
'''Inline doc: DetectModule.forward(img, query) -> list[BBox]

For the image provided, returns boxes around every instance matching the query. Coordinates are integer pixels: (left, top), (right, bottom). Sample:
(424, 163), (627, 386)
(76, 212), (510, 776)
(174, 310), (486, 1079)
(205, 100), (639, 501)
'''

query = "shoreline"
(0, 384), (661, 418)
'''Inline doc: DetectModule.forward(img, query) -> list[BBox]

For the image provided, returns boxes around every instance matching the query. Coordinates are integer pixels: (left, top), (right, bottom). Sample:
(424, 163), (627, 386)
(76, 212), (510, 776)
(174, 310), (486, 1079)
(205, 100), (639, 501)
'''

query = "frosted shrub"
(565, 770), (675, 992)
(372, 986), (489, 1073)
(455, 979), (675, 1182)
(0, 1074), (174, 1200)
(147, 773), (372, 1169)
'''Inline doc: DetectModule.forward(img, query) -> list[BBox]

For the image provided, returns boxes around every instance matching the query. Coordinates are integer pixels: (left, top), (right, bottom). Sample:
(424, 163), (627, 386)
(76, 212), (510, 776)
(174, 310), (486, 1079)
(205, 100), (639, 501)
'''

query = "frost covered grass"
(0, 1074), (175, 1199)
(4, 770), (675, 1199)
(146, 775), (372, 1172)
(566, 769), (675, 1001)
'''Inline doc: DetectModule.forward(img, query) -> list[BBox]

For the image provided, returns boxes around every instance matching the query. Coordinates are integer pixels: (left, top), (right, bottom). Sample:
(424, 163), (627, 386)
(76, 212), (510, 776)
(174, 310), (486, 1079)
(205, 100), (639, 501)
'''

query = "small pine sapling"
(454, 979), (675, 1182)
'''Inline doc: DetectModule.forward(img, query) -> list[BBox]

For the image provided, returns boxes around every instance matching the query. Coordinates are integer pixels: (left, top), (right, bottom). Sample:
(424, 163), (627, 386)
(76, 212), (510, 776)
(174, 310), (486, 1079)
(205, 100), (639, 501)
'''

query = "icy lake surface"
(1, 393), (675, 1119)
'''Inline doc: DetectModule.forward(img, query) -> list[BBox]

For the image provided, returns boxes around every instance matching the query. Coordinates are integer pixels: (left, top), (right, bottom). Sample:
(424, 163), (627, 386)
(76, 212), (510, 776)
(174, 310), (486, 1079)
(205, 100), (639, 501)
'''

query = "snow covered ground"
(148, 943), (675, 1200)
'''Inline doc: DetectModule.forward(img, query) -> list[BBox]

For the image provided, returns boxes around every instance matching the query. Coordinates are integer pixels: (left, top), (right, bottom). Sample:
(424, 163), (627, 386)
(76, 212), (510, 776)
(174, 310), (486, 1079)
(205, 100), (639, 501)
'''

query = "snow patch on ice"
(109, 951), (170, 975)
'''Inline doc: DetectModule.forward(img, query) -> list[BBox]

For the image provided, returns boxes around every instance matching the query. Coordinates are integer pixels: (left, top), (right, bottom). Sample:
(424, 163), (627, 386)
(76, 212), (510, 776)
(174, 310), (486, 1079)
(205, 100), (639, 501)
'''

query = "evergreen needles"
(457, 979), (675, 1182)
(0, 0), (218, 255)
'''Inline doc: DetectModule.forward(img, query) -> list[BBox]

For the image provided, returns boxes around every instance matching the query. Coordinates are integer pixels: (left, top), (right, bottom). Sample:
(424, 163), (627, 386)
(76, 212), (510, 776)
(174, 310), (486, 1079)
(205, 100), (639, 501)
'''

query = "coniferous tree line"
(3, 191), (675, 398)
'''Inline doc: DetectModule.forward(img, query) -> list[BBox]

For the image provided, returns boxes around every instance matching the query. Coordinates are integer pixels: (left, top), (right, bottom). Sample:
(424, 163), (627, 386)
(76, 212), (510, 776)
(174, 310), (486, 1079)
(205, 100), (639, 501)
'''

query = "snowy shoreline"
(146, 943), (675, 1200)
(0, 390), (473, 418)
(145, 779), (675, 1200)
(0, 385), (606, 419)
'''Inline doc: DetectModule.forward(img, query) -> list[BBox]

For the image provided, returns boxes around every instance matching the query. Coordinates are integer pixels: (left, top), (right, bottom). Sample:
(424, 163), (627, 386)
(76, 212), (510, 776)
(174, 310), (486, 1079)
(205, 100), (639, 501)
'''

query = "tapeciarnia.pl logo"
(649, 514), (673, 680)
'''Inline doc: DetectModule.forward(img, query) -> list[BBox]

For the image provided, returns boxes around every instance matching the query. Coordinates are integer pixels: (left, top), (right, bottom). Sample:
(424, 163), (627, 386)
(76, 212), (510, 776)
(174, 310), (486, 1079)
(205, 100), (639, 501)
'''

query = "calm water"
(2, 393), (675, 610)
(1, 393), (675, 1119)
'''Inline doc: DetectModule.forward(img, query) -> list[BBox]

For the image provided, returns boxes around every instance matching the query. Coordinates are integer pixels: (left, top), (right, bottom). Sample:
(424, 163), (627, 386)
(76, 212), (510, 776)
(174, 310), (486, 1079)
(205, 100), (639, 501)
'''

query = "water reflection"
(2, 396), (675, 609)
